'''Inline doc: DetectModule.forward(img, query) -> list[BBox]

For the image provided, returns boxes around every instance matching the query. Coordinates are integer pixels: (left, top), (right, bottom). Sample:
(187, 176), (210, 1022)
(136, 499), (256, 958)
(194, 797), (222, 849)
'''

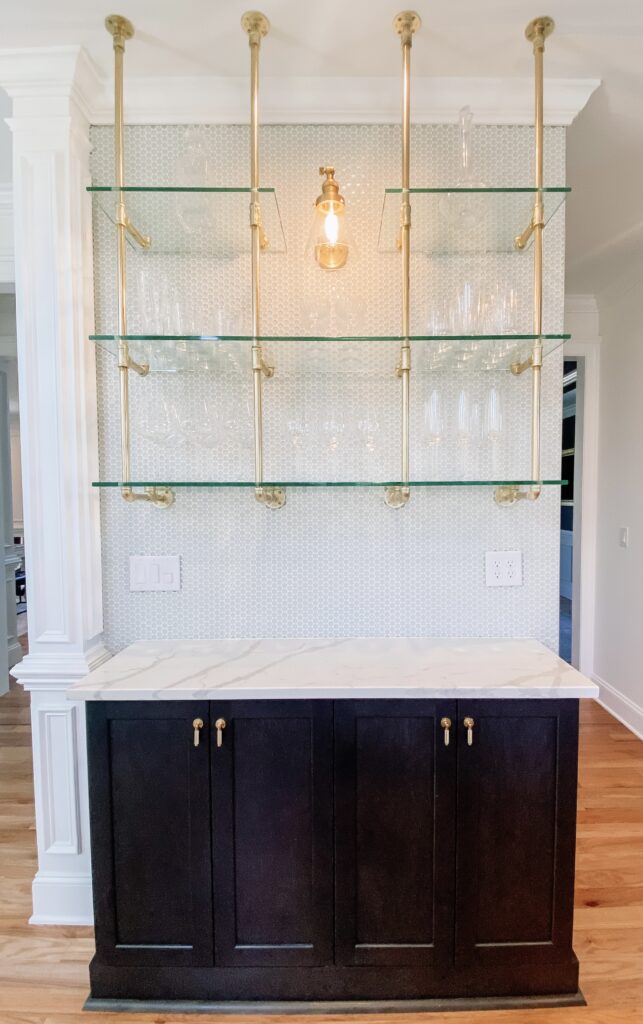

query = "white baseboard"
(593, 673), (643, 741)
(29, 871), (94, 926)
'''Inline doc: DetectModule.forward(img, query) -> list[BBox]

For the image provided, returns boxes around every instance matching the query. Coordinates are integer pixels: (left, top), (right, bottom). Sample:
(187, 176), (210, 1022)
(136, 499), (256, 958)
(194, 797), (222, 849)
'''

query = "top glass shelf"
(88, 186), (287, 256)
(378, 187), (570, 255)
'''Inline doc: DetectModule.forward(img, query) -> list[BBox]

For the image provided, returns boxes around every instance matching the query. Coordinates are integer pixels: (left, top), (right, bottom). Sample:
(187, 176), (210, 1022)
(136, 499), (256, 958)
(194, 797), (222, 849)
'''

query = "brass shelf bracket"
(243, 11), (285, 510)
(106, 13), (173, 508)
(385, 12), (421, 510)
(497, 15), (554, 509)
(122, 486), (175, 508)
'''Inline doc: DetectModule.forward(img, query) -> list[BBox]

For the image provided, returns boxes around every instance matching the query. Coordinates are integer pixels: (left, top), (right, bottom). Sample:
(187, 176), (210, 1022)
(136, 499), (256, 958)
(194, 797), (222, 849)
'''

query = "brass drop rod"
(384, 11), (421, 510)
(242, 11), (286, 510)
(105, 14), (173, 508)
(496, 15), (554, 508)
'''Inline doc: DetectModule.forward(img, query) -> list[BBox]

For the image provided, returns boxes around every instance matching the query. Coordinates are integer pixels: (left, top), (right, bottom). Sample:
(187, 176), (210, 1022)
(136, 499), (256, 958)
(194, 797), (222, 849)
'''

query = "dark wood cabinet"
(212, 700), (334, 967)
(87, 697), (581, 1008)
(454, 699), (579, 970)
(334, 699), (455, 972)
(86, 701), (213, 967)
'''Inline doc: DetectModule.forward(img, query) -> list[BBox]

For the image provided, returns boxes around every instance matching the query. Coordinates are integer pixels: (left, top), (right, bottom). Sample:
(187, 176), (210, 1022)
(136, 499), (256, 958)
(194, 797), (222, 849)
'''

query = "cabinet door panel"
(87, 701), (213, 967)
(455, 699), (579, 968)
(335, 699), (456, 969)
(212, 700), (333, 967)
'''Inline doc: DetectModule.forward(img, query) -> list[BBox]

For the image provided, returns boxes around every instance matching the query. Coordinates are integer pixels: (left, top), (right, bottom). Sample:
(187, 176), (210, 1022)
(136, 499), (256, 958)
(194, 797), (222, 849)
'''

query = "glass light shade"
(306, 167), (352, 270)
(311, 199), (349, 269)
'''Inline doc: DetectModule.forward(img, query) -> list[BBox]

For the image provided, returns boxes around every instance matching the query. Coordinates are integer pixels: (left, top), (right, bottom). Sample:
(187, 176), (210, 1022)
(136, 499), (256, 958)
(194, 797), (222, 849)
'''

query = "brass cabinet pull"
(215, 718), (227, 748)
(440, 717), (452, 747)
(192, 718), (204, 748)
(463, 716), (475, 746)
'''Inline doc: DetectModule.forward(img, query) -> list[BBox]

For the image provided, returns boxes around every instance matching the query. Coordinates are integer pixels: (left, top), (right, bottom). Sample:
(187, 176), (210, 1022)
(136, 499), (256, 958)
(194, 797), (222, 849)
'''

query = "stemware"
(439, 106), (488, 230)
(175, 126), (211, 235)
(422, 389), (444, 445)
(138, 397), (183, 447)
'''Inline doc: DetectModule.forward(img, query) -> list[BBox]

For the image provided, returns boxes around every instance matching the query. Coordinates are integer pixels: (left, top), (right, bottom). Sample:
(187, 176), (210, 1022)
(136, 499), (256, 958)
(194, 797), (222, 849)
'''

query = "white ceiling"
(1, 0), (643, 291)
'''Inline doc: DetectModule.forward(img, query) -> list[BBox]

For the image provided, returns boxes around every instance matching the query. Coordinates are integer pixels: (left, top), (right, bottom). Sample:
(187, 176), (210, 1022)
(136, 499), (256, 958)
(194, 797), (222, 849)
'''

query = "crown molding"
(0, 48), (599, 126)
(0, 46), (105, 123)
(89, 74), (599, 127)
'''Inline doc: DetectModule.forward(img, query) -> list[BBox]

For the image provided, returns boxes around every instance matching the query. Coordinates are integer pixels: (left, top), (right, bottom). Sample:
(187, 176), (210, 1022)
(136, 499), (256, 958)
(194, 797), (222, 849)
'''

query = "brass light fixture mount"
(313, 166), (349, 270)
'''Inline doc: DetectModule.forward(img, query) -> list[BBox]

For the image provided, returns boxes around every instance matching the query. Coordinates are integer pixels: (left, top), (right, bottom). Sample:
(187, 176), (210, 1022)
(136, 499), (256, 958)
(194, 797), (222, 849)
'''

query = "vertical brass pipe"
(496, 16), (553, 508)
(385, 11), (420, 510)
(105, 15), (172, 507)
(242, 11), (285, 510)
(106, 16), (134, 493)
(527, 16), (553, 500)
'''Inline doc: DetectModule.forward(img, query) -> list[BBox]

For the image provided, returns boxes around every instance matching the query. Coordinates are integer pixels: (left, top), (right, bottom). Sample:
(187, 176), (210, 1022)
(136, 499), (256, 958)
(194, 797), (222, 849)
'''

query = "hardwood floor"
(1, 678), (642, 1022)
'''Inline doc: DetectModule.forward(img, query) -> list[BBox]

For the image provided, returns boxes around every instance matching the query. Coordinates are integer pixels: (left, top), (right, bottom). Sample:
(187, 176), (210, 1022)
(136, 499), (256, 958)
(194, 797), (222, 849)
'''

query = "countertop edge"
(67, 685), (600, 701)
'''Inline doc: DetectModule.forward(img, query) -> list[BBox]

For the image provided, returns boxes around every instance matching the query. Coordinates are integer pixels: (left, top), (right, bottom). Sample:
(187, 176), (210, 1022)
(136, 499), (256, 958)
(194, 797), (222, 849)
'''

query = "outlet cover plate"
(485, 550), (523, 587)
(130, 555), (181, 592)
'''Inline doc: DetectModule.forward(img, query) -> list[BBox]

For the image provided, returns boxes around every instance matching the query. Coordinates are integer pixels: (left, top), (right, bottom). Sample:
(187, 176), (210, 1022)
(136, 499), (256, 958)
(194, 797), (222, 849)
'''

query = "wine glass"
(485, 386), (504, 442)
(422, 389), (444, 445)
(138, 397), (183, 447)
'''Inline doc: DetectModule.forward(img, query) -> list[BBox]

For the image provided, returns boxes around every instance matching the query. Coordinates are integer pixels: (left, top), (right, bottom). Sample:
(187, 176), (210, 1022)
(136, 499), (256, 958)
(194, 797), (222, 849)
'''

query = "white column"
(0, 360), (22, 670)
(0, 46), (109, 924)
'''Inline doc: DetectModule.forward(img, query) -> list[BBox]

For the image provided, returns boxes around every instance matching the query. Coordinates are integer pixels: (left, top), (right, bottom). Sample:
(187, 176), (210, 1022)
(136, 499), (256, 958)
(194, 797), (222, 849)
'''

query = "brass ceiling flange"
(241, 11), (270, 40)
(393, 11), (422, 38)
(525, 16), (554, 50)
(105, 14), (134, 44)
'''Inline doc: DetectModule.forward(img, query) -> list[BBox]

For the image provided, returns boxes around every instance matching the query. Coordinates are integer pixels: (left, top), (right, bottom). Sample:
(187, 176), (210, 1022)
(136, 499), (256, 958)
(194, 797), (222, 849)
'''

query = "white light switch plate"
(130, 555), (181, 592)
(485, 551), (523, 587)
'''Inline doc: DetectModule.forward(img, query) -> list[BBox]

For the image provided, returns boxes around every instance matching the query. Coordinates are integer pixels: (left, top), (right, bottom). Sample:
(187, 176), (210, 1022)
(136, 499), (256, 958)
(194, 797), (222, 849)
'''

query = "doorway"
(561, 358), (585, 663)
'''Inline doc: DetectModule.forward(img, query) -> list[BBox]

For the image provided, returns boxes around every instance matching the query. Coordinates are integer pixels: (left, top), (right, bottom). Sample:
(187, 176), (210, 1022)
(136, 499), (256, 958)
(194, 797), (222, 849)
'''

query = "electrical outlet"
(130, 555), (181, 592)
(485, 551), (523, 587)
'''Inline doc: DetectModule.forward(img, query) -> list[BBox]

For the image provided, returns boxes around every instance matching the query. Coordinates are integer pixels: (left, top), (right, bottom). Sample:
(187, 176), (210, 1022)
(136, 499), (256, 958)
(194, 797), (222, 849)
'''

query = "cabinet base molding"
(88, 958), (580, 1004)
(85, 991), (586, 1014)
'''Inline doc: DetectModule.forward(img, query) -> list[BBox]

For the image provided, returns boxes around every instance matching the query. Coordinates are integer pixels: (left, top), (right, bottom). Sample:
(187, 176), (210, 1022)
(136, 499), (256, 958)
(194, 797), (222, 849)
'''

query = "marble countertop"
(66, 638), (599, 701)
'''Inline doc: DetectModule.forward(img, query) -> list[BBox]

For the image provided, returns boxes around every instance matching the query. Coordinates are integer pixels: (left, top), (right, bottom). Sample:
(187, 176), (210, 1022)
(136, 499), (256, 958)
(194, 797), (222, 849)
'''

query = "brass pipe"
(496, 16), (553, 509)
(242, 11), (285, 510)
(105, 15), (172, 508)
(385, 11), (420, 510)
(526, 16), (553, 501)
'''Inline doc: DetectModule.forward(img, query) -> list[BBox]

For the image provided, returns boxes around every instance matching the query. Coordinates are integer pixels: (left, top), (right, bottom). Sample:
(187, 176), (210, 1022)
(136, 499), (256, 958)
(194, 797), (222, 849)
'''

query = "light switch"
(485, 551), (523, 587)
(130, 555), (181, 592)
(619, 527), (629, 549)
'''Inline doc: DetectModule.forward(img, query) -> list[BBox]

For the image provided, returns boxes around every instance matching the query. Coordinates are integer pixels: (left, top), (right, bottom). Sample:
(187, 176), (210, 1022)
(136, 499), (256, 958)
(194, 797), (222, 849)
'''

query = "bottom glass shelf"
(93, 480), (565, 489)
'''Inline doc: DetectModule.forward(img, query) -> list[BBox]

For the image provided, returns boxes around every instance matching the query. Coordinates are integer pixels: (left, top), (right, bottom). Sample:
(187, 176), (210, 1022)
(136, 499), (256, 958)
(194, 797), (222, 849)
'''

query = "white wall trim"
(0, 44), (106, 928)
(0, 48), (599, 126)
(0, 182), (13, 285)
(594, 673), (643, 742)
(89, 73), (599, 127)
(565, 295), (601, 680)
(29, 872), (93, 926)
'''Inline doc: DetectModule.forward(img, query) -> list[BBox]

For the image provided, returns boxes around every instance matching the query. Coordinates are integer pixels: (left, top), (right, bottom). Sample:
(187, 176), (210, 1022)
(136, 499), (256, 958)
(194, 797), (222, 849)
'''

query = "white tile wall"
(91, 123), (565, 651)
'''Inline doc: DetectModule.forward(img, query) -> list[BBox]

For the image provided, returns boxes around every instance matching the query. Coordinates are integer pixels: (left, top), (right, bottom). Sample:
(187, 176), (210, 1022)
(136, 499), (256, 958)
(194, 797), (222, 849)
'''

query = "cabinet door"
(87, 701), (213, 966)
(335, 699), (456, 970)
(212, 700), (334, 967)
(455, 699), (579, 969)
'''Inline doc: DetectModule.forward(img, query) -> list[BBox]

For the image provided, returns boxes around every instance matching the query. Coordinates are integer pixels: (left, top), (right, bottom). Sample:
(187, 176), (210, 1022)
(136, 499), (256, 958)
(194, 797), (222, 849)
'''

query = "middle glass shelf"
(91, 334), (569, 372)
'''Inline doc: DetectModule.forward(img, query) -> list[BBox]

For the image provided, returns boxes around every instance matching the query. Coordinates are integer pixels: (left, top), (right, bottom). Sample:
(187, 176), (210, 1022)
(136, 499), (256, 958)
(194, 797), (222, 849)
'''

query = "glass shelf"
(378, 187), (569, 255)
(93, 480), (565, 490)
(90, 333), (569, 371)
(88, 186), (286, 255)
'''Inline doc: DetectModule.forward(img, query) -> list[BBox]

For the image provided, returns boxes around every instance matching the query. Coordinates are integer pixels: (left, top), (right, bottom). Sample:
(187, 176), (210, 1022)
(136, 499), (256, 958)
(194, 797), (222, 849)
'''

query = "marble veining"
(66, 638), (598, 701)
